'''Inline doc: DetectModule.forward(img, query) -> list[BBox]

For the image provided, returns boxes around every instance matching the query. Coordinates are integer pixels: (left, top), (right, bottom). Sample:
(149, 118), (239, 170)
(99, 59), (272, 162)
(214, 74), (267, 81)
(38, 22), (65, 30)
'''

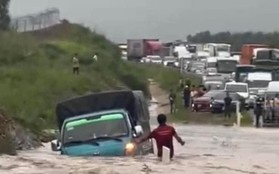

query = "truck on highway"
(216, 57), (239, 80)
(206, 57), (218, 69)
(159, 46), (173, 58)
(174, 45), (192, 59)
(252, 48), (279, 68)
(235, 65), (256, 82)
(204, 43), (231, 57)
(246, 69), (273, 108)
(51, 90), (153, 157)
(127, 39), (162, 61)
(240, 44), (269, 64)
(216, 57), (238, 74)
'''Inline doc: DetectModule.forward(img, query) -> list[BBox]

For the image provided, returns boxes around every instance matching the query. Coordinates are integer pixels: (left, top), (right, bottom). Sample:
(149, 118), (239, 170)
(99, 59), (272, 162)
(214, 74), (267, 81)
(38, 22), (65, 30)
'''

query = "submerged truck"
(127, 39), (162, 61)
(51, 90), (153, 157)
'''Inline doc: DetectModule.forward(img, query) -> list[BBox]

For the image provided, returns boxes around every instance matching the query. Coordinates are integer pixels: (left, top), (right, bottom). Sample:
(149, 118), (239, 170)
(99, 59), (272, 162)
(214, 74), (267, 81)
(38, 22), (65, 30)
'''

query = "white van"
(225, 82), (249, 99)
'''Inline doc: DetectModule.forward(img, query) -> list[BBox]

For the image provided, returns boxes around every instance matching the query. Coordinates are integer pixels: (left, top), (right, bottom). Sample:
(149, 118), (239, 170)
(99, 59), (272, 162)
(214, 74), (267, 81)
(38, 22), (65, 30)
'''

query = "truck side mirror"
(51, 140), (60, 152)
(134, 125), (143, 136)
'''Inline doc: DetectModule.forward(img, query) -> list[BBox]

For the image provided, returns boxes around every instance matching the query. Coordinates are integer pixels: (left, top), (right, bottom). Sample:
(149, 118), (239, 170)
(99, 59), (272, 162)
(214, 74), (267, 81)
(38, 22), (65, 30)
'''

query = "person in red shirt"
(136, 114), (185, 159)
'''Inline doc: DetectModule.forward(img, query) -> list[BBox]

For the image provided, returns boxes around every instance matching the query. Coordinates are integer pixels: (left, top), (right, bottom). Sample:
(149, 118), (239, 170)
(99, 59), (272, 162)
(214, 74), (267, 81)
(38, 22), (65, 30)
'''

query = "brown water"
(1, 103), (279, 174)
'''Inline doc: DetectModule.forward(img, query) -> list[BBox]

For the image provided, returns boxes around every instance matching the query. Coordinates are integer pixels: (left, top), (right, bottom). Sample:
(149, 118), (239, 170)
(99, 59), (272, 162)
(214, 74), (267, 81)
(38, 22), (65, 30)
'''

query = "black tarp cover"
(56, 90), (141, 130)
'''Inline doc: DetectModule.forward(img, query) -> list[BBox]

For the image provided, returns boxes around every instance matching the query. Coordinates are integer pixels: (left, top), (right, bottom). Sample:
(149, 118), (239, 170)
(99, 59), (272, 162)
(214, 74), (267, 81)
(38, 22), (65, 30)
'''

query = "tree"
(187, 30), (279, 51)
(0, 0), (10, 30)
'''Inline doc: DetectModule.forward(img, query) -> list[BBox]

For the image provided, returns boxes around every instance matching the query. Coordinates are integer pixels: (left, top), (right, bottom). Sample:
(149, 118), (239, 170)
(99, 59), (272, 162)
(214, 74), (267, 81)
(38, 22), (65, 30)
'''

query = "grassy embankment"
(0, 22), (154, 144)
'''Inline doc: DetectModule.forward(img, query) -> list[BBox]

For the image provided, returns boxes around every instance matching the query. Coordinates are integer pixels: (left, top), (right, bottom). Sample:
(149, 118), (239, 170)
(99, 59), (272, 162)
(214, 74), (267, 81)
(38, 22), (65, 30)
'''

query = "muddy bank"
(148, 79), (170, 115)
(0, 113), (42, 155)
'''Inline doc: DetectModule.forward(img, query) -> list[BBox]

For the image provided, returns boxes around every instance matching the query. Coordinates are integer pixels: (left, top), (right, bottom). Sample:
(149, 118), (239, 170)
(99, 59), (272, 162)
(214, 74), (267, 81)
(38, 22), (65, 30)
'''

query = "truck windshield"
(207, 62), (216, 68)
(217, 60), (237, 73)
(248, 80), (270, 88)
(63, 113), (128, 145)
(235, 66), (255, 82)
(216, 46), (230, 52)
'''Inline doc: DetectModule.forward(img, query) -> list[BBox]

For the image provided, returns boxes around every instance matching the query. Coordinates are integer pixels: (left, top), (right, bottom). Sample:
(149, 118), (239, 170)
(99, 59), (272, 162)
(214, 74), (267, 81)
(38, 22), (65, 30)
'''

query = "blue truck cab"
(51, 90), (153, 157)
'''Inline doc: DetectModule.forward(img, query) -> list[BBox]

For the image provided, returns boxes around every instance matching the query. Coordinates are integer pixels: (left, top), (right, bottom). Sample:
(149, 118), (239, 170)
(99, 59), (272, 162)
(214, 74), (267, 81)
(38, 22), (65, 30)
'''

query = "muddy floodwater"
(1, 103), (279, 174)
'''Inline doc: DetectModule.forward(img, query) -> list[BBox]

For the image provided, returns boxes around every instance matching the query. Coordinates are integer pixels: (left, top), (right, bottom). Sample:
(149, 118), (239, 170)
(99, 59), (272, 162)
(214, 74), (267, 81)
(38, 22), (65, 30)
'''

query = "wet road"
(0, 103), (279, 174)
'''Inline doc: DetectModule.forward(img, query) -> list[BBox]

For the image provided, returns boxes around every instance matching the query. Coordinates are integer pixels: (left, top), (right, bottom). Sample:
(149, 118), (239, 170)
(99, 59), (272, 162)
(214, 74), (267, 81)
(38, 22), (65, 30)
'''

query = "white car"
(225, 82), (249, 99)
(140, 57), (151, 63)
(146, 55), (162, 64)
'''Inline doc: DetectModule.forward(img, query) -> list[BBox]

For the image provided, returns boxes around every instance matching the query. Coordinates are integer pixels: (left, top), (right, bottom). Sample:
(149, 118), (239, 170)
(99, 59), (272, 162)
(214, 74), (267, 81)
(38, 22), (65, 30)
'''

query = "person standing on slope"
(169, 89), (176, 114)
(72, 53), (80, 75)
(93, 53), (98, 62)
(135, 114), (185, 159)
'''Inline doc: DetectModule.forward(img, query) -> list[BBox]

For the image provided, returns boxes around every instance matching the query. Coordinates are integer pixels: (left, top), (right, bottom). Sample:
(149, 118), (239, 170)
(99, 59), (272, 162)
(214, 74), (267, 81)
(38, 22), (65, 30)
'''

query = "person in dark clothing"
(136, 114), (185, 159)
(169, 89), (176, 113)
(254, 97), (264, 128)
(179, 79), (184, 90)
(203, 87), (207, 93)
(183, 85), (191, 108)
(224, 92), (232, 119)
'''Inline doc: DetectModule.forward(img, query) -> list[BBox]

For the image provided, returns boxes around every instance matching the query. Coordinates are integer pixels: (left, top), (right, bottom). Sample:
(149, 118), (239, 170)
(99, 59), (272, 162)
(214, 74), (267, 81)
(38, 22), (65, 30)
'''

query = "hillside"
(0, 21), (190, 155)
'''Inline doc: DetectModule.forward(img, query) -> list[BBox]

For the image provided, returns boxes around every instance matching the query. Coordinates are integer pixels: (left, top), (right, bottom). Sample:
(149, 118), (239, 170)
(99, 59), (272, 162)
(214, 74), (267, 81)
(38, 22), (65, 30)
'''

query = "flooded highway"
(1, 102), (279, 174)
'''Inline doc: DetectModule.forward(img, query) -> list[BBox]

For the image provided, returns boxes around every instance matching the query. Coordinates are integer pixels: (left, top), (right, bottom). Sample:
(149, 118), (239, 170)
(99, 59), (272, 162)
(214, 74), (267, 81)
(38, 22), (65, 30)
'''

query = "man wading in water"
(136, 114), (185, 159)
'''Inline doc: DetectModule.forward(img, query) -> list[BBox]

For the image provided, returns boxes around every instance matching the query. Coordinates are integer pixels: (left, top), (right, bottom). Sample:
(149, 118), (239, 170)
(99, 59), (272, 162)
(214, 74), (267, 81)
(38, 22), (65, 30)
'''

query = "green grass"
(135, 63), (201, 91)
(0, 23), (152, 134)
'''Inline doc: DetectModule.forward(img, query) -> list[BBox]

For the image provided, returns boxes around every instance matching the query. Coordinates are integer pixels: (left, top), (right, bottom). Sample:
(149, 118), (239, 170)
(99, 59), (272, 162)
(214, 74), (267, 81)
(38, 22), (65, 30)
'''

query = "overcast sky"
(9, 0), (279, 43)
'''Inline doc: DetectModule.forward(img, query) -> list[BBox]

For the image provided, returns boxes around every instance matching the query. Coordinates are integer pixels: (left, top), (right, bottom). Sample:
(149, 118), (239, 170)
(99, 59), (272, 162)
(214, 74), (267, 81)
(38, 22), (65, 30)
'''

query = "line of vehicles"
(121, 40), (279, 128)
(190, 43), (279, 127)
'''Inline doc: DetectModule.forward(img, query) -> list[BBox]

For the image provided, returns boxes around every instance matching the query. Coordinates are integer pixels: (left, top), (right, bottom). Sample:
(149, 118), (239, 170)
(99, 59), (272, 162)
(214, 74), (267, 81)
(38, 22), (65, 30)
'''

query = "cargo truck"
(159, 46), (173, 58)
(127, 39), (162, 61)
(51, 90), (153, 157)
(204, 43), (231, 57)
(252, 48), (279, 68)
(240, 44), (269, 64)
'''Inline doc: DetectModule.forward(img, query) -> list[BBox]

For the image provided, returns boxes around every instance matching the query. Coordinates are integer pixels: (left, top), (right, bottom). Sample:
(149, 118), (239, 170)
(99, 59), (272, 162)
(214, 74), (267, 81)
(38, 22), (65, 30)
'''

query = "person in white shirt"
(93, 53), (98, 62)
(72, 53), (79, 75)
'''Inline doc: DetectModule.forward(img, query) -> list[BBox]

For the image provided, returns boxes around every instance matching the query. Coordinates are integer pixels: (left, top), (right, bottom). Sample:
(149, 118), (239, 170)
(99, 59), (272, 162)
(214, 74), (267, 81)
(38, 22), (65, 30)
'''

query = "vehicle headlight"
(192, 104), (195, 107)
(209, 104), (212, 108)
(125, 143), (136, 156)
